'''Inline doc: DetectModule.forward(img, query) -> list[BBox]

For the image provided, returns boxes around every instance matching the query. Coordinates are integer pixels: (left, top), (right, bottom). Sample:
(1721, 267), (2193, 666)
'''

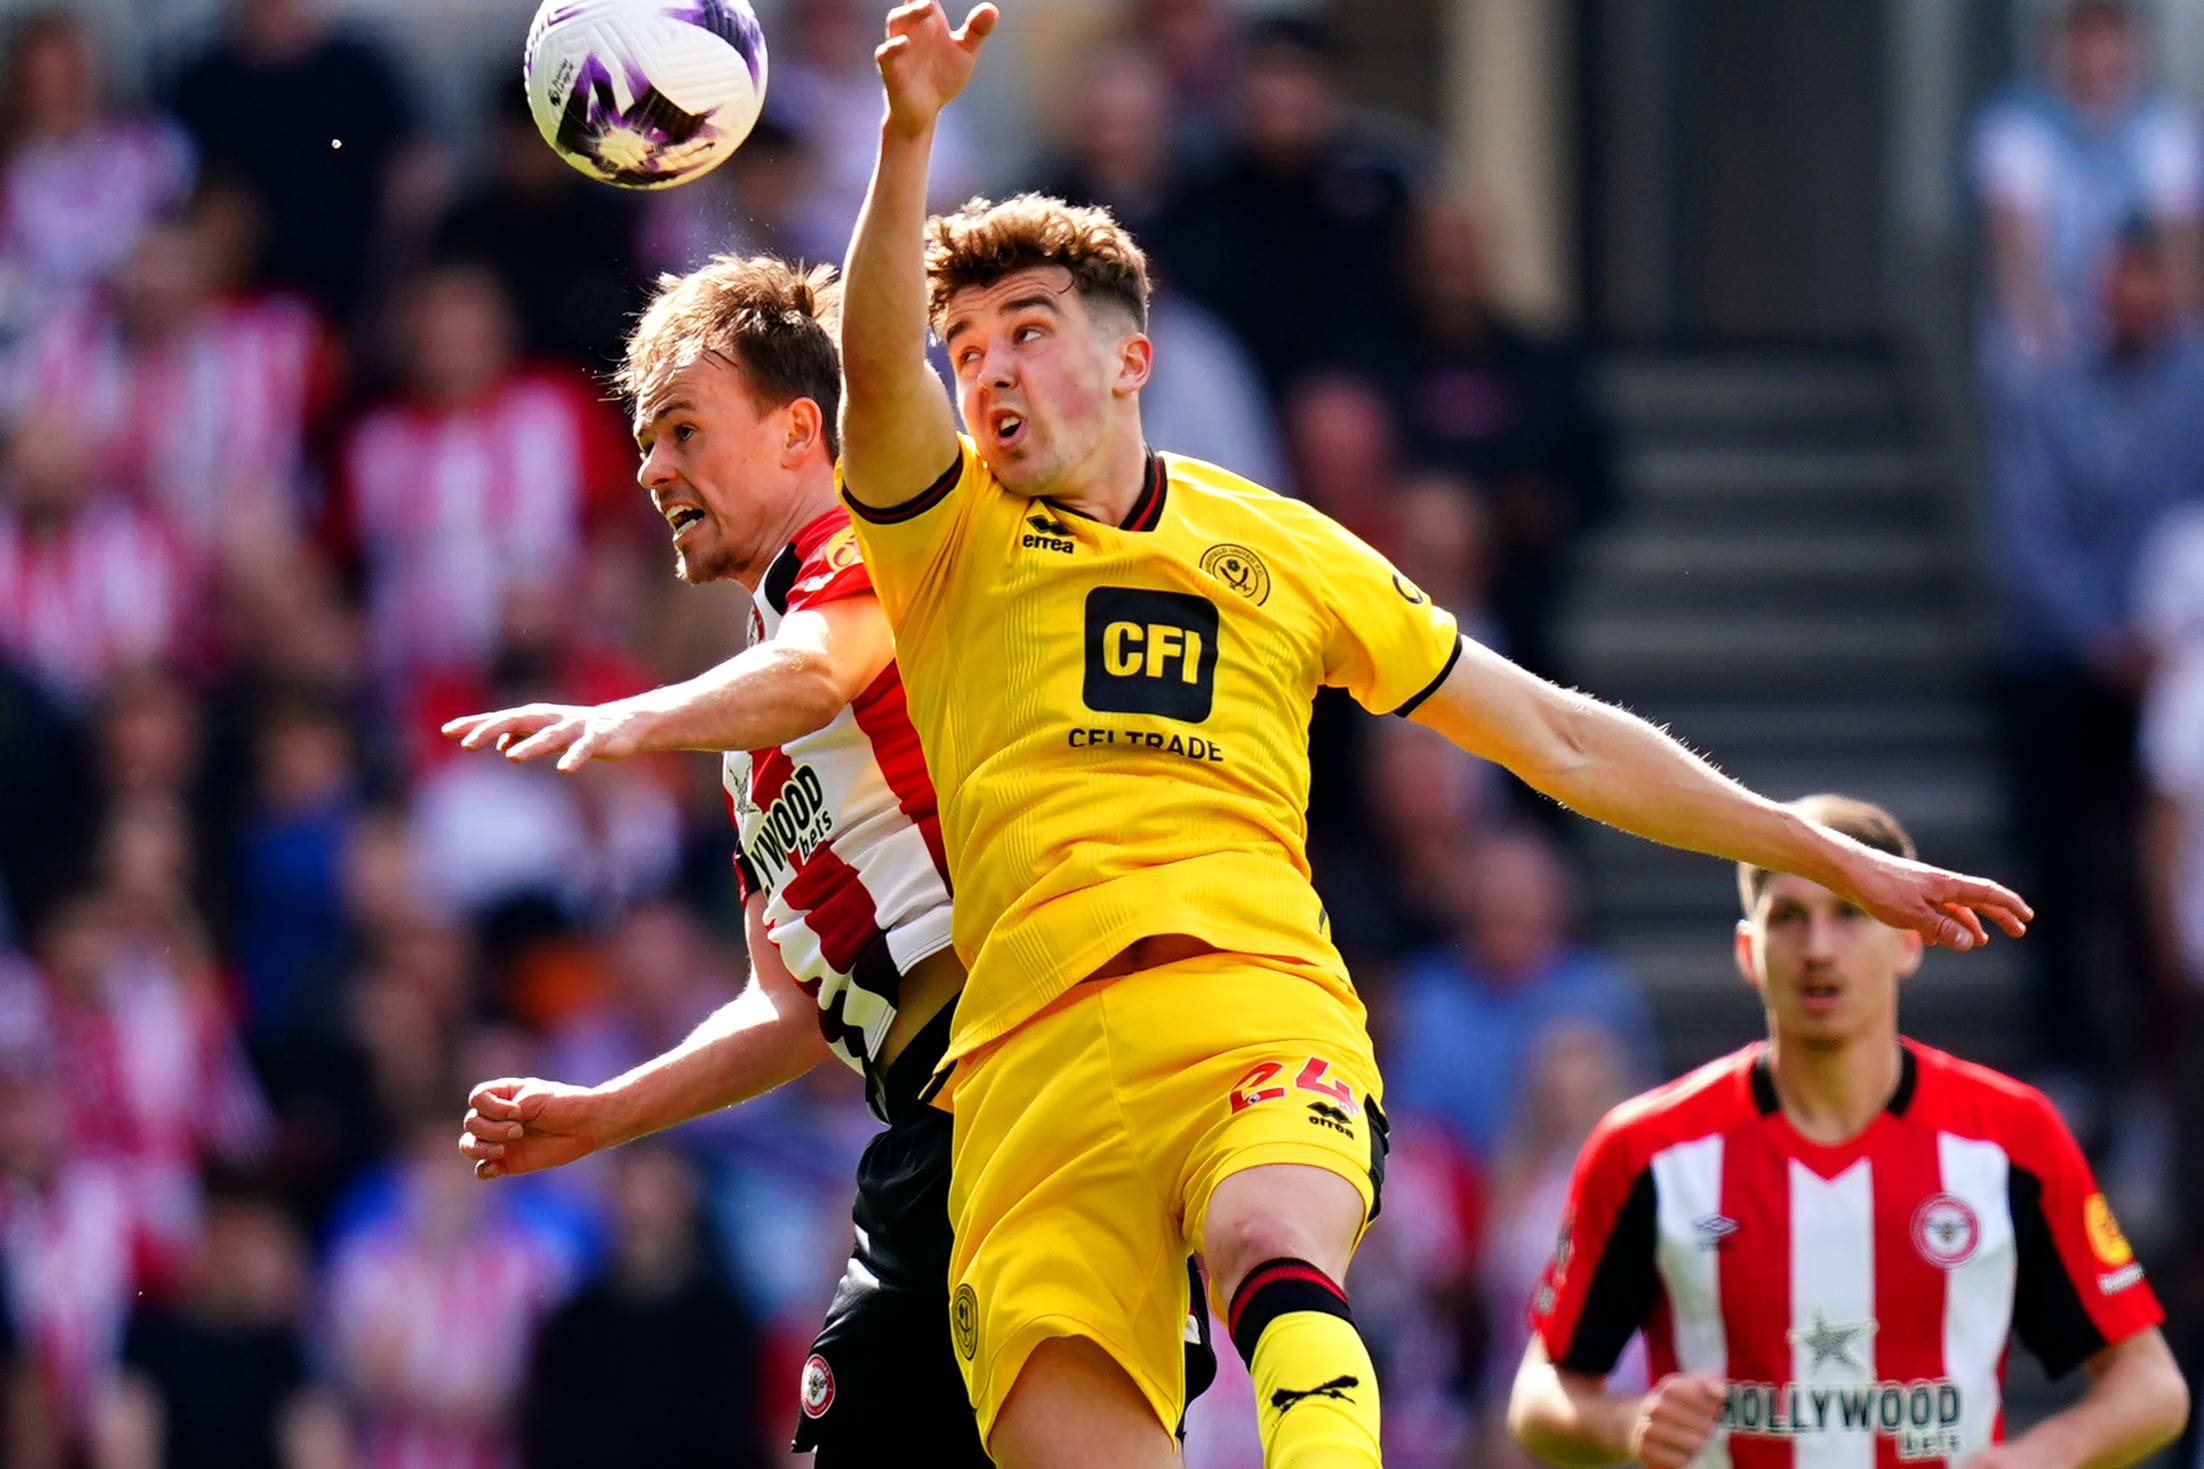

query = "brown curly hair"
(925, 193), (1150, 335)
(620, 254), (842, 453)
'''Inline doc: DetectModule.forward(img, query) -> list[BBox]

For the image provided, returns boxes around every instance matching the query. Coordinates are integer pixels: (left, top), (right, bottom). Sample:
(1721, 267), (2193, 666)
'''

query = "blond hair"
(925, 193), (1150, 334)
(620, 254), (842, 452)
(1737, 794), (1917, 913)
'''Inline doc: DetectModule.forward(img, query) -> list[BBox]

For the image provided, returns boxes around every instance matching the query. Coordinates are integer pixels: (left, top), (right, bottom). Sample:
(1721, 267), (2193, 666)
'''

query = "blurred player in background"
(835, 6), (2031, 1468)
(1509, 794), (2187, 1469)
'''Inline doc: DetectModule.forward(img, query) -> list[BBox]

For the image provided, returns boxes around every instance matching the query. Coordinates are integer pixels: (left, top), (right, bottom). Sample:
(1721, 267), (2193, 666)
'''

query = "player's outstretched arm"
(838, 0), (995, 508)
(442, 594), (894, 771)
(1964, 1328), (2188, 1469)
(1409, 636), (2033, 950)
(1507, 1340), (1724, 1469)
(459, 894), (831, 1179)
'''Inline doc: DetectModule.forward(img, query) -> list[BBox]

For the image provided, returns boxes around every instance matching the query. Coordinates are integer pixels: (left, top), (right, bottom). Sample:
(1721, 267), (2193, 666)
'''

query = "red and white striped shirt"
(0, 499), (185, 709)
(12, 292), (331, 561)
(722, 509), (951, 1116)
(339, 369), (630, 687)
(1531, 1040), (2162, 1469)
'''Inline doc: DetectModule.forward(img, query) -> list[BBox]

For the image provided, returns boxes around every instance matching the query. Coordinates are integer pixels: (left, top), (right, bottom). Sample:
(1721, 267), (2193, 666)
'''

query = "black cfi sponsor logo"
(1022, 512), (1075, 555)
(1272, 1375), (1359, 1415)
(1307, 1101), (1356, 1136)
(1083, 587), (1219, 722)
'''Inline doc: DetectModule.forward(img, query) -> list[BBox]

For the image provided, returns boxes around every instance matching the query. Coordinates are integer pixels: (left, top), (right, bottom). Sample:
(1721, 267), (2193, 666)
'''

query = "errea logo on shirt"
(1083, 587), (1219, 721)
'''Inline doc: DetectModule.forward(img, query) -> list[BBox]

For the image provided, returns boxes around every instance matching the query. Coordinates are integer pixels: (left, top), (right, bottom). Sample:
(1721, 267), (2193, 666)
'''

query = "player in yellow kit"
(837, 6), (2034, 1468)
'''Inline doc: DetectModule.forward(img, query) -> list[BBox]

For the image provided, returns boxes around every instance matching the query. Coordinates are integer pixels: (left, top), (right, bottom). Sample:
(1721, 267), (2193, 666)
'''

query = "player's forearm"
(1509, 686), (1854, 892)
(592, 984), (829, 1147)
(1507, 1360), (1637, 1468)
(2014, 1332), (2189, 1469)
(842, 125), (939, 411)
(622, 642), (851, 753)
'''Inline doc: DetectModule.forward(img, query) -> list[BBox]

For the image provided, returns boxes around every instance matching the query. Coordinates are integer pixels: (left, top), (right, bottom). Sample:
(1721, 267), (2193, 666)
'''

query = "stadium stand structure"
(1561, 350), (2023, 1072)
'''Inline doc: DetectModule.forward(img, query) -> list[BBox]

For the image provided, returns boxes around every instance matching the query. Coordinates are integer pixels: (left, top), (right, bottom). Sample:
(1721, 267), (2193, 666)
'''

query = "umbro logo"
(1023, 513), (1075, 554)
(1695, 1214), (1739, 1249)
(1272, 1375), (1359, 1414)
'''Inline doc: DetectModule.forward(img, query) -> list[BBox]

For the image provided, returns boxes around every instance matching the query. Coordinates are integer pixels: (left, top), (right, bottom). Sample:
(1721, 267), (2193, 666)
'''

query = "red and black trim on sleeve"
(1546, 1166), (1660, 1375)
(844, 454), (963, 525)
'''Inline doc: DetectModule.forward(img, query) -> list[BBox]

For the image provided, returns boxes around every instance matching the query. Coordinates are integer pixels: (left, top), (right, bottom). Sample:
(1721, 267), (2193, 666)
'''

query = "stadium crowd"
(0, 0), (2190, 1466)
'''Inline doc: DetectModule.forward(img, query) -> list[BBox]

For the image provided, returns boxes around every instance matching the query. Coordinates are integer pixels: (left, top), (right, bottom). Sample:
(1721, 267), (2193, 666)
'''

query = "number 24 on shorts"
(1230, 1057), (1355, 1114)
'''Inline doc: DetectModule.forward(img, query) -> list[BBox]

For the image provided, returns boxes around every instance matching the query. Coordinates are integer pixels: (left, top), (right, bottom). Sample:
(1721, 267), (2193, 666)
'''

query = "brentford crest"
(1910, 1193), (1980, 1268)
(800, 1353), (835, 1418)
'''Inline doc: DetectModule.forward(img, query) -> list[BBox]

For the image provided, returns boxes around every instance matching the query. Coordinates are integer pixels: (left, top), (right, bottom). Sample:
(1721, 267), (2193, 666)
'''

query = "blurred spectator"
(1142, 292), (1286, 489)
(232, 692), (366, 1051)
(1981, 224), (2204, 1075)
(0, 11), (192, 328)
(1315, 717), (1499, 962)
(1033, 41), (1184, 254)
(1973, 0), (2203, 363)
(1163, 18), (1421, 391)
(2135, 505), (2204, 1268)
(0, 999), (134, 1463)
(322, 1116), (573, 1469)
(1390, 470), (1502, 653)
(335, 262), (632, 712)
(11, 203), (334, 582)
(169, 0), (419, 321)
(522, 1145), (766, 1469)
(40, 877), (270, 1295)
(0, 659), (92, 943)
(1473, 1021), (1643, 1469)
(92, 1172), (347, 1469)
(0, 415), (187, 712)
(1340, 1094), (1483, 1469)
(770, 0), (981, 264)
(1380, 827), (1653, 1160)
(1283, 371), (1403, 547)
(434, 83), (643, 370)
(1395, 200), (1614, 679)
(1129, 0), (1241, 164)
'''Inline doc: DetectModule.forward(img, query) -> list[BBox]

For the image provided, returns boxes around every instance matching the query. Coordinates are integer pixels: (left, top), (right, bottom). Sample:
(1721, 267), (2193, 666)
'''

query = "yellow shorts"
(945, 951), (1389, 1443)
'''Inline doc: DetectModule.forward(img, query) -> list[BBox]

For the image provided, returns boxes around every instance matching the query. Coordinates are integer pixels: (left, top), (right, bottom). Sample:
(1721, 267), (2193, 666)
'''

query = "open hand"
(441, 702), (649, 772)
(1840, 847), (2032, 952)
(877, 1), (997, 136)
(1628, 1372), (1726, 1469)
(459, 1077), (608, 1180)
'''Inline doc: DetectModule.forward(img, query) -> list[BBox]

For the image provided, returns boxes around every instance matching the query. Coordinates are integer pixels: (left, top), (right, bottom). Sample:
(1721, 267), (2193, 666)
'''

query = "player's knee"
(991, 1337), (1174, 1469)
(1203, 1164), (1364, 1295)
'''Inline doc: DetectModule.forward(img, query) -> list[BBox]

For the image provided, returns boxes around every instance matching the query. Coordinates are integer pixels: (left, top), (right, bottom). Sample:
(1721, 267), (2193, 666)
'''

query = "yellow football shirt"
(843, 439), (1461, 1064)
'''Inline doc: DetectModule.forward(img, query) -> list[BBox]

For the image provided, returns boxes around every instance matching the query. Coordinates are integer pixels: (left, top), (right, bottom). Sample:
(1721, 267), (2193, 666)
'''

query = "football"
(522, 0), (768, 190)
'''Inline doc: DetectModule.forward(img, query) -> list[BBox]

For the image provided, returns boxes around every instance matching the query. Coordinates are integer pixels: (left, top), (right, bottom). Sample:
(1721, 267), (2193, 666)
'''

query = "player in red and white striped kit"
(1509, 794), (2187, 1469)
(448, 253), (1208, 1464)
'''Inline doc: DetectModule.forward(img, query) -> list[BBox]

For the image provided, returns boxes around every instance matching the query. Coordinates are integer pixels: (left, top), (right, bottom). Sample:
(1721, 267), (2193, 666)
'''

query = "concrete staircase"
(1557, 351), (2025, 1074)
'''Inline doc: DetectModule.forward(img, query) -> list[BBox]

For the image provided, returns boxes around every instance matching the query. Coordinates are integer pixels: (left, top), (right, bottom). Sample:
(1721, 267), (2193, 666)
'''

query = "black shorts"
(790, 1005), (1217, 1461)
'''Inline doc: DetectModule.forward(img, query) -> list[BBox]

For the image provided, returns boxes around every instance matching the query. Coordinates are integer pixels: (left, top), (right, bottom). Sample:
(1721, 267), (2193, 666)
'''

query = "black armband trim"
(1391, 638), (1463, 718)
(843, 455), (963, 525)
